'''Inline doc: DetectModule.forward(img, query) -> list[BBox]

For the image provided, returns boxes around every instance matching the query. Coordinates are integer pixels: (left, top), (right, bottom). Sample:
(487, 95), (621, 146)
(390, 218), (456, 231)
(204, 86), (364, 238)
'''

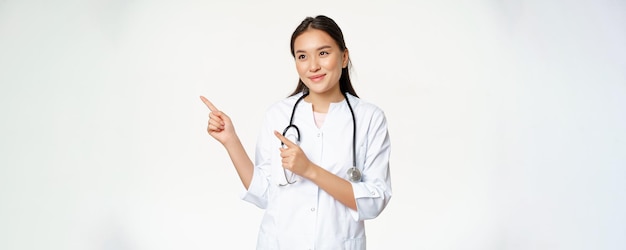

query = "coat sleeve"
(349, 107), (393, 221)
(239, 110), (274, 209)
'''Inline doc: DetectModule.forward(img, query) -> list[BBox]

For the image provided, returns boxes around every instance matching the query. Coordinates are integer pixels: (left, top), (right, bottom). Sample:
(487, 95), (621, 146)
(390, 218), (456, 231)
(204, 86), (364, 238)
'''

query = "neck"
(305, 91), (345, 113)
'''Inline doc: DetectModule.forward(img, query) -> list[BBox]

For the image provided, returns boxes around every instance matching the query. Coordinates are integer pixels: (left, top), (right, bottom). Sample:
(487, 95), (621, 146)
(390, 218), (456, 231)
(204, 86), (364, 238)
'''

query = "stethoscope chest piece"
(347, 167), (362, 182)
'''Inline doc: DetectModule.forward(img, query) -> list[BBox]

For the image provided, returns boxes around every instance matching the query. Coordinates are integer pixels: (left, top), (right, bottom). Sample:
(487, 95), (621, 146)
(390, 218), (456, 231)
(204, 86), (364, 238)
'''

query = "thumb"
(216, 110), (231, 123)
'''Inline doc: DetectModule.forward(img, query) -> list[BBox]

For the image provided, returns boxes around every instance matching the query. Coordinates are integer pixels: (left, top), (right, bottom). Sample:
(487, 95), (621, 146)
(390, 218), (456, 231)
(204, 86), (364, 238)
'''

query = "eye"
(297, 54), (306, 60)
(320, 51), (329, 56)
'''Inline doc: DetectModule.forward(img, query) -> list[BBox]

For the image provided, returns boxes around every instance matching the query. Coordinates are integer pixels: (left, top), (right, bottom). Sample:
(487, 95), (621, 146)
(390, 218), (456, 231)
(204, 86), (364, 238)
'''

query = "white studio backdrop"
(1, 0), (625, 249)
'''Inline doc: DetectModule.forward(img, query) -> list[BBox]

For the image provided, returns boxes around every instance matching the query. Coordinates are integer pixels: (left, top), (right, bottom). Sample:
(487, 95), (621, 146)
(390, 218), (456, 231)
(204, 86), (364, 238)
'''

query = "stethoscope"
(279, 89), (361, 186)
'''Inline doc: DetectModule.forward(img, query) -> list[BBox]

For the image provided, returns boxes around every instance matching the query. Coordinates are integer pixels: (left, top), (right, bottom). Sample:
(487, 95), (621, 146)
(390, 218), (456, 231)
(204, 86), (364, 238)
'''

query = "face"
(293, 29), (349, 97)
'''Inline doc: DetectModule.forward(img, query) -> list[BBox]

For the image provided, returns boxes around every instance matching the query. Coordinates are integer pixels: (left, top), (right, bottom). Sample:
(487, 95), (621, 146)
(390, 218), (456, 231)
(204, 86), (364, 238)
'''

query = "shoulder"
(347, 94), (390, 132)
(261, 93), (304, 123)
(266, 93), (303, 112)
(348, 94), (386, 118)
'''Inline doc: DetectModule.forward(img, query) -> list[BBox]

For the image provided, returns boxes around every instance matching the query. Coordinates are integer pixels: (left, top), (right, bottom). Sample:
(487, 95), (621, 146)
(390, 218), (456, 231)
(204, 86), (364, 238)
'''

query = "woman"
(200, 15), (392, 250)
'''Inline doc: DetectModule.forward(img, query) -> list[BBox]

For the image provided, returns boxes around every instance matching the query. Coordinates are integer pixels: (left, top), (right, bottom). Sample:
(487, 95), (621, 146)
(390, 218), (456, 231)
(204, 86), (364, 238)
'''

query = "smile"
(309, 74), (326, 82)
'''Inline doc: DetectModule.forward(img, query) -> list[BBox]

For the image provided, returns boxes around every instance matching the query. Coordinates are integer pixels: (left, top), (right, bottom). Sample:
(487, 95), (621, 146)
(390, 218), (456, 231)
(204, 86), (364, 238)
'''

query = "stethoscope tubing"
(281, 90), (360, 184)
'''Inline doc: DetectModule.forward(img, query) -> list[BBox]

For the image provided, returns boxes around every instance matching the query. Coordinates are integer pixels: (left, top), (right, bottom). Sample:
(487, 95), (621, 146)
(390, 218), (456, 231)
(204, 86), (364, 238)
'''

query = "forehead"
(293, 29), (337, 52)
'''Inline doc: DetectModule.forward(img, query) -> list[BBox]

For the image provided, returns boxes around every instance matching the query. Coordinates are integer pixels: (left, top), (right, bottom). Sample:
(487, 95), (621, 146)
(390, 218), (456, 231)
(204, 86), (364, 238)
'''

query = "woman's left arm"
(348, 109), (392, 221)
(273, 108), (392, 216)
(274, 130), (358, 210)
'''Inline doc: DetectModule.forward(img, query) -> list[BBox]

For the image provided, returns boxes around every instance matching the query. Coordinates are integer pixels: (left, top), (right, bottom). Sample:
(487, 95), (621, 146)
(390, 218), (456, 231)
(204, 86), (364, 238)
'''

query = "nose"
(308, 57), (321, 72)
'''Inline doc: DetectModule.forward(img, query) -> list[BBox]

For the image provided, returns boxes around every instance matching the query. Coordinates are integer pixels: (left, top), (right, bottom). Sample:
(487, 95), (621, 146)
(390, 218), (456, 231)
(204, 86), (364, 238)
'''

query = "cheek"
(295, 61), (307, 74)
(324, 57), (342, 71)
(323, 58), (338, 70)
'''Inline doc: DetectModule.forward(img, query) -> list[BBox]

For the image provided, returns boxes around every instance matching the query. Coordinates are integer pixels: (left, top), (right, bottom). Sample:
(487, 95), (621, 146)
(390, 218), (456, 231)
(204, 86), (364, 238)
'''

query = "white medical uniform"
(241, 92), (392, 250)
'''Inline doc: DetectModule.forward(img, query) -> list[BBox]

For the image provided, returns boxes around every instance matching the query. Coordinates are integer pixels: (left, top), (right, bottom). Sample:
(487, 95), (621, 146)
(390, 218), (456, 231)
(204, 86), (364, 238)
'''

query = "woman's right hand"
(200, 96), (237, 146)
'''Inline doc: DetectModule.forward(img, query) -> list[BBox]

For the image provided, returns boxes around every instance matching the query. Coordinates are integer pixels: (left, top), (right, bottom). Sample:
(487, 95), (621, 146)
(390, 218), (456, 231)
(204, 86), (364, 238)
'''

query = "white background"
(1, 0), (625, 249)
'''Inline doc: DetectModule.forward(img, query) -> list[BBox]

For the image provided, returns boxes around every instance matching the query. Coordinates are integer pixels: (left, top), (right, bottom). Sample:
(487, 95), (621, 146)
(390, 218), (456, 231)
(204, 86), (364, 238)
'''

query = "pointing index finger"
(274, 130), (296, 147)
(199, 96), (218, 111)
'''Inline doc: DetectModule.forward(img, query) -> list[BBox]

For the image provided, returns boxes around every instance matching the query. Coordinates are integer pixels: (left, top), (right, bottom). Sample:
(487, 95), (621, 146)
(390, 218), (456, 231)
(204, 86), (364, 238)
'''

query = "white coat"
(241, 92), (392, 250)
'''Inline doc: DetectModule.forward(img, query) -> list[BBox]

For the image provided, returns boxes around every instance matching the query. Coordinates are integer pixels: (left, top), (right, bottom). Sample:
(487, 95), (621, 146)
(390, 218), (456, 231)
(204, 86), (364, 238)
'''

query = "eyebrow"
(295, 45), (333, 54)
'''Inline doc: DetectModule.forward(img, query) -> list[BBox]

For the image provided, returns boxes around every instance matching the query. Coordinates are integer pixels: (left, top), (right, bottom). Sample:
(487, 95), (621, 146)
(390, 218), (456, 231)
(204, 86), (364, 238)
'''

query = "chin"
(306, 85), (328, 93)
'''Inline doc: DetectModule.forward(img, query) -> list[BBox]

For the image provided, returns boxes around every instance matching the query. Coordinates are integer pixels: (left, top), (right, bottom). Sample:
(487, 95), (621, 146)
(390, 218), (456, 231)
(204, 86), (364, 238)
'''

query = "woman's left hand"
(274, 130), (316, 179)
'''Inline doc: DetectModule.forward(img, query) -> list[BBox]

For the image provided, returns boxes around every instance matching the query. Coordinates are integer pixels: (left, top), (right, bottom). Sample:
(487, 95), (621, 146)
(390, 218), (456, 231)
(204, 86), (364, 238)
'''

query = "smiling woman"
(3, 0), (624, 249)
(200, 15), (392, 249)
(292, 29), (350, 110)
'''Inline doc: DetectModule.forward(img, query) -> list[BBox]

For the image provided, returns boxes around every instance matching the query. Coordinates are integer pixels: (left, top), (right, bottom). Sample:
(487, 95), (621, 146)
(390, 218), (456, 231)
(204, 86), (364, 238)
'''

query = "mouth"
(308, 74), (326, 82)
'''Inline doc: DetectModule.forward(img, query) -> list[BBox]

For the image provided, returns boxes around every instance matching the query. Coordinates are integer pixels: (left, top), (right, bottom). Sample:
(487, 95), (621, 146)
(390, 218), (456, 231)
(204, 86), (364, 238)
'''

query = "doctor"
(201, 15), (392, 250)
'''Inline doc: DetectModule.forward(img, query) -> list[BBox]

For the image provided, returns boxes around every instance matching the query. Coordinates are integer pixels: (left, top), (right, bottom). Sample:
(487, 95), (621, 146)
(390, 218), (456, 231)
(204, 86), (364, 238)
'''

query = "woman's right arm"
(200, 96), (254, 189)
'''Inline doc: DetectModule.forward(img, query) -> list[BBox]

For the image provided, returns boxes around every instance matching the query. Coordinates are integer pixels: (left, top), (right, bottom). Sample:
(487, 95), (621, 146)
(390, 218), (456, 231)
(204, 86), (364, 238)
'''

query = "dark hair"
(288, 15), (358, 97)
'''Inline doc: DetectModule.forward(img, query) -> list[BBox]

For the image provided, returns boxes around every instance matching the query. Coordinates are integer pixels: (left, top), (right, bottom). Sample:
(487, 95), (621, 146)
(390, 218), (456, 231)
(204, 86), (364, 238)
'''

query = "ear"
(342, 49), (350, 68)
